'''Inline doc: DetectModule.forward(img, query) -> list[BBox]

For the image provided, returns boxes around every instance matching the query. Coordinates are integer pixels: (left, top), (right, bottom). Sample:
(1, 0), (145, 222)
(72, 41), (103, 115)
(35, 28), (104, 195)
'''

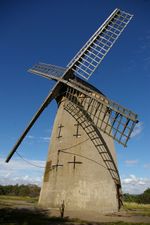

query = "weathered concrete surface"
(39, 96), (120, 216)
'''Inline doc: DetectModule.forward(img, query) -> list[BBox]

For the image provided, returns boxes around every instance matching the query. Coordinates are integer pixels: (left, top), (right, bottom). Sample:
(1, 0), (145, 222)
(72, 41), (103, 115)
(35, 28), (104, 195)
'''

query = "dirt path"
(49, 208), (150, 224)
(0, 198), (150, 224)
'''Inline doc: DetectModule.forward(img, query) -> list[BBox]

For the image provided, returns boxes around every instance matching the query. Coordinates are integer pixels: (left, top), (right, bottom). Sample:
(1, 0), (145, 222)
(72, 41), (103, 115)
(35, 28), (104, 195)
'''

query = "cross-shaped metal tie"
(73, 123), (81, 137)
(52, 150), (63, 171)
(52, 163), (63, 171)
(57, 124), (64, 138)
(68, 156), (82, 169)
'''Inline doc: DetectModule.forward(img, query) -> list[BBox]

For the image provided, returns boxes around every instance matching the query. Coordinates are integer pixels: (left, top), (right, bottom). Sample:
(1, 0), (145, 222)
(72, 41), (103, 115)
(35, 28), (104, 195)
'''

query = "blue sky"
(0, 0), (150, 194)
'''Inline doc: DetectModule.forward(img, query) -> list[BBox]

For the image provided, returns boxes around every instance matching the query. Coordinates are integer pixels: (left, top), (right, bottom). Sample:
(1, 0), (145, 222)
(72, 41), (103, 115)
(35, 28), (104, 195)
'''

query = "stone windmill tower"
(6, 9), (138, 215)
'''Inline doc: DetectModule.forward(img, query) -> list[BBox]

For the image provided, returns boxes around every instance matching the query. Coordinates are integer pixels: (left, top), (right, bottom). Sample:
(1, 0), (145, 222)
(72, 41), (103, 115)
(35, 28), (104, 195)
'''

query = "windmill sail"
(28, 63), (67, 80)
(28, 64), (138, 146)
(5, 90), (56, 162)
(67, 9), (133, 80)
(29, 9), (133, 81)
(28, 66), (138, 147)
(64, 79), (138, 147)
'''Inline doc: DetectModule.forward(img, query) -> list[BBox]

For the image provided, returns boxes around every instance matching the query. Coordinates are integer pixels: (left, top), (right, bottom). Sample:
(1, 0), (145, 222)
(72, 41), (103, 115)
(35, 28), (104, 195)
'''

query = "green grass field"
(0, 195), (38, 202)
(124, 202), (150, 217)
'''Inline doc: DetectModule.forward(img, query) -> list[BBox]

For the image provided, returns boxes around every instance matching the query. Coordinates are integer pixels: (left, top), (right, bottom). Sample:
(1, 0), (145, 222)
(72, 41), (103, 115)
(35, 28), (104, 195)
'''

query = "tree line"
(0, 184), (41, 197)
(123, 188), (150, 204)
(0, 184), (150, 204)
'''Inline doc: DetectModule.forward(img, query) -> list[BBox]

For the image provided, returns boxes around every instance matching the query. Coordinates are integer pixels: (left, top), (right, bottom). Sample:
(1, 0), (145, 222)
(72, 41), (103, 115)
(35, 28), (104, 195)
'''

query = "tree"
(0, 184), (41, 197)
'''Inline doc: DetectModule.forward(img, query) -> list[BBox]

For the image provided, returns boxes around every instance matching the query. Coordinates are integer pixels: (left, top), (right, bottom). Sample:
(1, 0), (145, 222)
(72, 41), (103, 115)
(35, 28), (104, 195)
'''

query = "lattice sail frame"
(28, 66), (138, 147)
(64, 80), (138, 147)
(29, 8), (133, 83)
(67, 9), (133, 80)
(30, 9), (133, 81)
(30, 63), (66, 79)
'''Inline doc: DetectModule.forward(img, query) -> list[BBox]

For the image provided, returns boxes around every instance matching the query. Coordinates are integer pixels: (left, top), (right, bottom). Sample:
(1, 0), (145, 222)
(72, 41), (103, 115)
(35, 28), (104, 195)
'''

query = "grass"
(0, 195), (38, 202)
(0, 195), (38, 209)
(123, 202), (150, 216)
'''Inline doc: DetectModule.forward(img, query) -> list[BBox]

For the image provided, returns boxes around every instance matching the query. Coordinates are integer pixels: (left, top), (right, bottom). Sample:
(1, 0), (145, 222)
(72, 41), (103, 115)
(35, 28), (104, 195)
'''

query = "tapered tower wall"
(39, 97), (120, 215)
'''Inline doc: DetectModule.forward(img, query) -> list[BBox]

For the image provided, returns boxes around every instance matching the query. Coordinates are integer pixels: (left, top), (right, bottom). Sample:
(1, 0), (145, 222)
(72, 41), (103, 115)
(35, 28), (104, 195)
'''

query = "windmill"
(6, 8), (138, 215)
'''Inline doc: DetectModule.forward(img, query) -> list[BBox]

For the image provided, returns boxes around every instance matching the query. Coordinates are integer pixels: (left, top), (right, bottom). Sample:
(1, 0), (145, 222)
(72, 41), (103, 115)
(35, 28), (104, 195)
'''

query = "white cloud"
(131, 122), (143, 138)
(26, 135), (35, 139)
(124, 160), (138, 165)
(121, 174), (150, 194)
(26, 135), (50, 143)
(0, 158), (45, 186)
(39, 136), (50, 142)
